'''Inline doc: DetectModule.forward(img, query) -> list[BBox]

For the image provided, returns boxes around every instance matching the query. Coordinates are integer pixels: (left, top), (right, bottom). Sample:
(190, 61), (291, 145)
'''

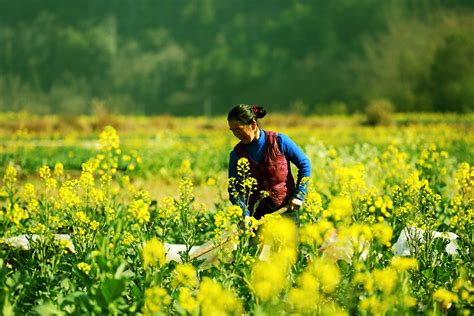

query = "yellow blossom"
(326, 195), (353, 222)
(54, 162), (64, 178)
(143, 287), (171, 315)
(172, 263), (198, 288)
(122, 232), (137, 245)
(433, 288), (458, 310)
(391, 257), (418, 271)
(373, 268), (397, 294)
(251, 261), (287, 302)
(128, 199), (150, 224)
(77, 262), (91, 275)
(142, 238), (166, 268)
(197, 278), (242, 316)
(178, 287), (198, 314)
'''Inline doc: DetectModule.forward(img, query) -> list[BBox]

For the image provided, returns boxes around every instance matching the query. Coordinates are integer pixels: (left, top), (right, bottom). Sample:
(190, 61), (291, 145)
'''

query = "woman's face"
(228, 120), (258, 144)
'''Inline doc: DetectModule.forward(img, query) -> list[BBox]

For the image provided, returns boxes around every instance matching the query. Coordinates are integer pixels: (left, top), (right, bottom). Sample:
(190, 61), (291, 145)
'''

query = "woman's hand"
(287, 198), (302, 212)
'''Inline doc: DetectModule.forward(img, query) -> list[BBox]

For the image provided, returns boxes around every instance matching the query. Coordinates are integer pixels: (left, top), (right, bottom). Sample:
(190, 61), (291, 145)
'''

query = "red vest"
(234, 131), (295, 218)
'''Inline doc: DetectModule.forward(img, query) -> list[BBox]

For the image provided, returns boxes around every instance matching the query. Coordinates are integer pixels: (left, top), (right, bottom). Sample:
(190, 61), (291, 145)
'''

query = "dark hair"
(227, 104), (267, 124)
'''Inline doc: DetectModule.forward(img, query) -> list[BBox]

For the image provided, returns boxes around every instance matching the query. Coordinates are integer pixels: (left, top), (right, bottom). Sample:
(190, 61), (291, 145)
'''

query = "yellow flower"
(197, 278), (242, 316)
(3, 165), (17, 187)
(172, 263), (198, 288)
(80, 170), (94, 188)
(352, 272), (374, 294)
(261, 215), (297, 251)
(74, 211), (90, 224)
(326, 195), (353, 222)
(99, 126), (120, 152)
(6, 203), (29, 226)
(179, 159), (192, 175)
(143, 287), (171, 315)
(77, 262), (91, 275)
(287, 287), (321, 313)
(433, 288), (458, 310)
(89, 220), (100, 231)
(206, 177), (216, 186)
(39, 165), (51, 181)
(251, 261), (287, 302)
(54, 162), (64, 177)
(359, 296), (388, 315)
(59, 185), (81, 209)
(373, 268), (397, 294)
(178, 287), (198, 314)
(391, 257), (418, 271)
(372, 222), (393, 247)
(300, 220), (334, 246)
(142, 238), (166, 268)
(311, 258), (341, 294)
(122, 232), (137, 245)
(179, 177), (194, 203)
(28, 223), (46, 234)
(122, 154), (131, 162)
(403, 295), (417, 307)
(128, 199), (150, 224)
(57, 239), (70, 253)
(320, 304), (348, 316)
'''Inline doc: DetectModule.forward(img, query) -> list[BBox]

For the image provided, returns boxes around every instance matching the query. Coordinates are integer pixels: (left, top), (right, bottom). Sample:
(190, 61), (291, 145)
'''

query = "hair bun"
(252, 105), (267, 119)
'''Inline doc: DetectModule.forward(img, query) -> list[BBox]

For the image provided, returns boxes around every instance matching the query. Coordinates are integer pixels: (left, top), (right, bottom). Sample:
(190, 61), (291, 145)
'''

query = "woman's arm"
(277, 134), (312, 201)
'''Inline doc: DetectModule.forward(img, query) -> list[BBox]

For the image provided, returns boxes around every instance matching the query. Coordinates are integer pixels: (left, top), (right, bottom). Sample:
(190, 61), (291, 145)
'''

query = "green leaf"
(114, 262), (134, 279)
(33, 303), (65, 316)
(99, 278), (126, 303)
(2, 294), (14, 316)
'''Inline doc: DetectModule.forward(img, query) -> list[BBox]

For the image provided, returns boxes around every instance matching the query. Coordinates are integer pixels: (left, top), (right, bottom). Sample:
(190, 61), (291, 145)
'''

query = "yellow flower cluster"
(178, 287), (198, 313)
(54, 162), (64, 178)
(323, 195), (353, 223)
(301, 180), (323, 222)
(299, 219), (334, 247)
(251, 215), (297, 302)
(433, 288), (458, 310)
(172, 263), (198, 288)
(6, 203), (29, 226)
(3, 165), (17, 188)
(335, 163), (367, 195)
(196, 278), (242, 316)
(122, 231), (137, 245)
(178, 178), (194, 204)
(39, 165), (58, 189)
(58, 184), (81, 209)
(99, 125), (120, 152)
(359, 189), (393, 223)
(376, 144), (411, 184)
(143, 286), (171, 315)
(179, 159), (192, 177)
(128, 199), (150, 224)
(287, 258), (341, 313)
(22, 183), (39, 212)
(391, 257), (418, 272)
(77, 262), (91, 275)
(142, 238), (166, 268)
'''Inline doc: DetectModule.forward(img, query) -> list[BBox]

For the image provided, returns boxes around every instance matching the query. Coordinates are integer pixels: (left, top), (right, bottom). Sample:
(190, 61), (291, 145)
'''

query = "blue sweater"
(228, 129), (311, 216)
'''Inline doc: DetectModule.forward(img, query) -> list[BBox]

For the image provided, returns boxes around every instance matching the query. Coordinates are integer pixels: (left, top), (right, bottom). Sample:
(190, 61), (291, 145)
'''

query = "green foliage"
(428, 33), (474, 113)
(0, 1), (473, 114)
(365, 99), (394, 126)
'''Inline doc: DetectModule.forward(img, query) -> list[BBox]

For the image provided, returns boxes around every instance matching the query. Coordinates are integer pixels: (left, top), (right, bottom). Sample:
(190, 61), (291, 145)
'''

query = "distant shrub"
(365, 99), (394, 126)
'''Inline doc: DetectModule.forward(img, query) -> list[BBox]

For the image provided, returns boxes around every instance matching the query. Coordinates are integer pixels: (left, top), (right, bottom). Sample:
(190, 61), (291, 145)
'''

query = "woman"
(227, 104), (311, 223)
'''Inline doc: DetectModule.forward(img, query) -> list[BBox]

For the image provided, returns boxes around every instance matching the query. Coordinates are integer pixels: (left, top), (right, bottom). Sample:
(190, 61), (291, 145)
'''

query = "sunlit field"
(0, 112), (472, 315)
